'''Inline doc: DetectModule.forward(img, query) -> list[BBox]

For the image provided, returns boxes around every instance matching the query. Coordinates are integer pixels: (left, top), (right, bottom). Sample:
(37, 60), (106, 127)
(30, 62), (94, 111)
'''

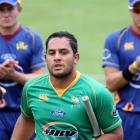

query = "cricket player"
(0, 0), (46, 139)
(11, 31), (123, 140)
(102, 0), (140, 139)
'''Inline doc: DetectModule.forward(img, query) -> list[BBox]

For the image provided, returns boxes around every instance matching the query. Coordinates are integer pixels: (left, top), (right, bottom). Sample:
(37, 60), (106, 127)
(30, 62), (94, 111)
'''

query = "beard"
(48, 68), (74, 79)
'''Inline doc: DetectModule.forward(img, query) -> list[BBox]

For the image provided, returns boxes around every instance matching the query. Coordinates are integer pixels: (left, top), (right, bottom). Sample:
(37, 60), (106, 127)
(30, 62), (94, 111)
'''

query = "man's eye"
(61, 50), (69, 55)
(0, 7), (14, 12)
(48, 51), (55, 55)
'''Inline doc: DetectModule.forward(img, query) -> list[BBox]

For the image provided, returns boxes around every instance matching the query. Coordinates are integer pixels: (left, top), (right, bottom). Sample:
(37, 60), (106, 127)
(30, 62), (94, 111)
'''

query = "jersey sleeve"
(30, 32), (46, 71)
(20, 81), (34, 119)
(102, 31), (120, 69)
(94, 86), (122, 133)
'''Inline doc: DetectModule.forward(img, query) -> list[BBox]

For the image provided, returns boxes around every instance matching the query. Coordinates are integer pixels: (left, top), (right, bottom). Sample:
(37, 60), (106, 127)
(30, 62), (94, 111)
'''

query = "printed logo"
(71, 96), (80, 105)
(51, 109), (66, 117)
(102, 49), (111, 60)
(124, 42), (134, 50)
(1, 53), (16, 60)
(42, 122), (78, 140)
(16, 41), (28, 50)
(39, 94), (48, 101)
(111, 105), (118, 117)
(122, 102), (134, 112)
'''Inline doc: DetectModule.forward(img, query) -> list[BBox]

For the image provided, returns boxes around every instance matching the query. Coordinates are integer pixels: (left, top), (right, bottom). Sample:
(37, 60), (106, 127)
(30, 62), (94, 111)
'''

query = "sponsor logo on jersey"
(16, 41), (28, 50)
(122, 102), (134, 112)
(124, 42), (134, 50)
(111, 105), (118, 117)
(102, 49), (111, 60)
(51, 109), (66, 117)
(1, 53), (16, 60)
(39, 94), (49, 101)
(129, 72), (140, 89)
(42, 121), (78, 139)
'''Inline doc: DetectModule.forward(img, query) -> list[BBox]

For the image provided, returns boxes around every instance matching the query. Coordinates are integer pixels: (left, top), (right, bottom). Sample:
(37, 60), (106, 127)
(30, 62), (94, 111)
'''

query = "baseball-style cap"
(129, 0), (140, 7)
(0, 0), (19, 6)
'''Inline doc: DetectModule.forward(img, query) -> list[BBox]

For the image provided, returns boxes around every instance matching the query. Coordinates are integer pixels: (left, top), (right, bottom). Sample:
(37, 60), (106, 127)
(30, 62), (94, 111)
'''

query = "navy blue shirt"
(0, 25), (46, 110)
(102, 26), (140, 112)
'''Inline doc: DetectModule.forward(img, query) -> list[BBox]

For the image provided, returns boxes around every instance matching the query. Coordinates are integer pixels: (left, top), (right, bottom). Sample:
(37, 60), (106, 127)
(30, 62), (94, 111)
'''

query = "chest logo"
(39, 94), (48, 101)
(16, 41), (28, 50)
(71, 96), (80, 105)
(42, 122), (78, 139)
(124, 42), (134, 50)
(51, 109), (66, 117)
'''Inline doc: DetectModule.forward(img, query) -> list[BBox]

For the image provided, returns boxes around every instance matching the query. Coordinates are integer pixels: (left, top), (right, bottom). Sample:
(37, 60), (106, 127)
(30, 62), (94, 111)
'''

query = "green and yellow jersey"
(21, 71), (121, 140)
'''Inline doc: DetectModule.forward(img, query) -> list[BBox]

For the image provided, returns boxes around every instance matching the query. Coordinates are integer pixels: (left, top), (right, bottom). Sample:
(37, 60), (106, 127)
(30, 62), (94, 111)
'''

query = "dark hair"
(45, 31), (78, 54)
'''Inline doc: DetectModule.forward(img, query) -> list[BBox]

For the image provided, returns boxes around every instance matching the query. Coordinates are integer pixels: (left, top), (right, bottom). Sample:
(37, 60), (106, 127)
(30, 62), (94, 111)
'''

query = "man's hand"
(0, 59), (21, 79)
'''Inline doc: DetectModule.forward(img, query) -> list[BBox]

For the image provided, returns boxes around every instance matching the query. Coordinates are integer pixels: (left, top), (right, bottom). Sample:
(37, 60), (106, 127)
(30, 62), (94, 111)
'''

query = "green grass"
(20, 0), (131, 82)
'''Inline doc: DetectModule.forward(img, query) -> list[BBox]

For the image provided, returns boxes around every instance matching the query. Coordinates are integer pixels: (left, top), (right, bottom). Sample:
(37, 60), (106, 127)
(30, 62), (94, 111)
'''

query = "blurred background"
(20, 0), (130, 83)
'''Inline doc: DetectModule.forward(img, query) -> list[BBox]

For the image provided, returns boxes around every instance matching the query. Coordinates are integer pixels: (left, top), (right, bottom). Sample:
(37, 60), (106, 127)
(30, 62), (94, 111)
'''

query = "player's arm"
(1, 32), (46, 85)
(0, 63), (45, 85)
(93, 84), (123, 140)
(104, 67), (128, 92)
(94, 126), (123, 140)
(0, 55), (46, 85)
(11, 80), (35, 140)
(104, 58), (140, 92)
(11, 114), (34, 140)
(9, 67), (46, 85)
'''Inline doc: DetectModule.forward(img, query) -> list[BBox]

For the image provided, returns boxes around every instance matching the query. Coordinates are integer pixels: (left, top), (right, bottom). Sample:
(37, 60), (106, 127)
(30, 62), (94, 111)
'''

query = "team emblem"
(71, 96), (80, 105)
(16, 41), (28, 50)
(124, 42), (134, 50)
(39, 94), (49, 101)
(102, 49), (111, 60)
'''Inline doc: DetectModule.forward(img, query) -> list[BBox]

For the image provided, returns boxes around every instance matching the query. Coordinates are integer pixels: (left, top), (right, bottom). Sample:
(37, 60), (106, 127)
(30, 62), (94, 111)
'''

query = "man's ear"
(74, 53), (80, 64)
(17, 3), (22, 13)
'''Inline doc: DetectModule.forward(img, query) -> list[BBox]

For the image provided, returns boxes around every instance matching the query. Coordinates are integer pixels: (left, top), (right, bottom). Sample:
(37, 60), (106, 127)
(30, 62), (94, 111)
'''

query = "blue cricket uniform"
(102, 26), (140, 140)
(0, 25), (46, 139)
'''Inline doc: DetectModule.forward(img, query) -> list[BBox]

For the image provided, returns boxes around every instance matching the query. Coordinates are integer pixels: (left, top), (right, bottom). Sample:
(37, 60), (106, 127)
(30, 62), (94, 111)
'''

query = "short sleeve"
(95, 86), (122, 132)
(30, 32), (46, 71)
(102, 31), (120, 69)
(20, 81), (33, 119)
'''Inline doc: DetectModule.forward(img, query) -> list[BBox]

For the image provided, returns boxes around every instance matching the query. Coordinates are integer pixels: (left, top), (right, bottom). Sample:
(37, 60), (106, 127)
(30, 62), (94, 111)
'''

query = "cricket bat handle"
(82, 96), (102, 138)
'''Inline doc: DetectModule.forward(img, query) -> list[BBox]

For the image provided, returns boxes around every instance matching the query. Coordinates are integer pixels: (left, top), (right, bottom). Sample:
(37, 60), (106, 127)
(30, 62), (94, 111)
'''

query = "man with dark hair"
(102, 0), (140, 140)
(45, 31), (78, 54)
(0, 0), (46, 139)
(11, 31), (123, 140)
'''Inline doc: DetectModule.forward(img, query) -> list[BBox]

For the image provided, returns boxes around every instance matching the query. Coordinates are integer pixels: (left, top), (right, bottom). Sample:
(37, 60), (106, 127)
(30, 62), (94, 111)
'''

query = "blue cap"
(129, 0), (140, 6)
(0, 0), (18, 6)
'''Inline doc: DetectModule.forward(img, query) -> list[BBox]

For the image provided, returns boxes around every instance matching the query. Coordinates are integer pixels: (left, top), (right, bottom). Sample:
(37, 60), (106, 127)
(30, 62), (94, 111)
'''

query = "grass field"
(20, 0), (130, 82)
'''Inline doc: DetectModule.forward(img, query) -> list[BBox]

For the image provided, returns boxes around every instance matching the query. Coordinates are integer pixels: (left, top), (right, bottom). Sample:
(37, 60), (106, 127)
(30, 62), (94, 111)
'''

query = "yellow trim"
(129, 61), (139, 73)
(132, 61), (139, 70)
(55, 88), (65, 96)
(50, 71), (81, 96)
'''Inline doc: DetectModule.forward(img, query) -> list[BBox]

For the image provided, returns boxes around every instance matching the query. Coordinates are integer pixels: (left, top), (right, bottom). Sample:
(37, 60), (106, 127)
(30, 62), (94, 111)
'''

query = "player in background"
(0, 0), (46, 139)
(11, 31), (123, 140)
(102, 0), (140, 140)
